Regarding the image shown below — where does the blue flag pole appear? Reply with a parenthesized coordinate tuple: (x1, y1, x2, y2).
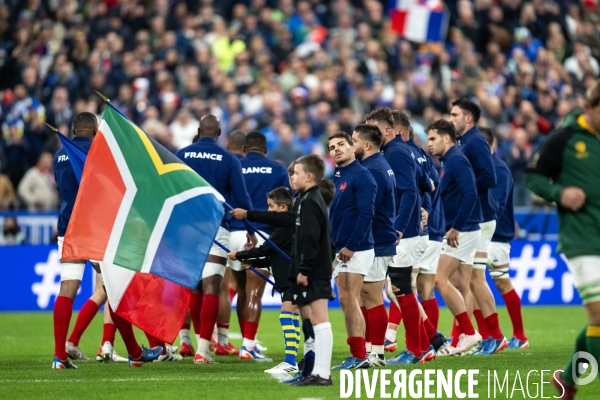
(222, 202, 292, 263)
(212, 239, 277, 289)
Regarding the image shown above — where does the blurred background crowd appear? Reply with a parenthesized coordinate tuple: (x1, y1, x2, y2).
(0, 0, 599, 215)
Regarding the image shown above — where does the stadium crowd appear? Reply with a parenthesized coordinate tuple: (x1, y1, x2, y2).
(0, 0, 599, 212)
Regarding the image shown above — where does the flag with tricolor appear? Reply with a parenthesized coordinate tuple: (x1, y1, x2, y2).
(390, 0, 449, 43)
(61, 103, 225, 343)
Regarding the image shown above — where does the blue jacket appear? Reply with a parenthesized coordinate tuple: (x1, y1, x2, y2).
(491, 153, 515, 243)
(233, 151, 290, 234)
(427, 165, 445, 242)
(407, 138, 434, 236)
(53, 136, 92, 237)
(361, 152, 397, 256)
(228, 154, 246, 231)
(176, 137, 253, 231)
(439, 146, 483, 232)
(330, 159, 376, 252)
(457, 126, 498, 222)
(382, 135, 420, 238)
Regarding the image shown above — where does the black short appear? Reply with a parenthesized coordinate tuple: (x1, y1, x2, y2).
(290, 279, 336, 306)
(279, 287, 293, 302)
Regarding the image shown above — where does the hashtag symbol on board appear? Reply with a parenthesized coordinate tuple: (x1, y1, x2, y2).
(510, 244, 557, 303)
(31, 250, 63, 309)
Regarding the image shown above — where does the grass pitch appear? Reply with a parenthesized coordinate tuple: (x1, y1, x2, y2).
(0, 306, 598, 399)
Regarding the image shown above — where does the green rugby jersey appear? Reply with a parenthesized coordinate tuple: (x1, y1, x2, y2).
(525, 110, 600, 257)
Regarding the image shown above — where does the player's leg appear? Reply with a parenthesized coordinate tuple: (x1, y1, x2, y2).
(52, 237, 84, 369)
(97, 302, 126, 362)
(240, 267, 270, 360)
(384, 287, 401, 352)
(332, 250, 372, 369)
(362, 255, 391, 366)
(265, 300, 300, 374)
(178, 312, 195, 356)
(66, 273, 106, 360)
(292, 298, 333, 386)
(215, 267, 239, 356)
(386, 238, 423, 364)
(489, 242, 528, 348)
(417, 240, 442, 329)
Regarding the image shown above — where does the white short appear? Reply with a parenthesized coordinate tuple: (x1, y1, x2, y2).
(566, 256, 600, 304)
(390, 236, 420, 268)
(227, 230, 267, 271)
(333, 249, 375, 278)
(488, 242, 511, 267)
(477, 220, 496, 254)
(419, 240, 443, 274)
(441, 230, 481, 265)
(365, 255, 393, 283)
(57, 236, 86, 281)
(203, 227, 231, 278)
(414, 235, 429, 268)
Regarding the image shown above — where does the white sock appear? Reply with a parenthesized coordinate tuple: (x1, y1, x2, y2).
(197, 338, 210, 355)
(313, 322, 333, 379)
(366, 342, 372, 353)
(179, 329, 192, 345)
(372, 344, 384, 354)
(242, 338, 256, 349)
(217, 326, 229, 346)
(212, 325, 218, 342)
(385, 328, 397, 342)
(304, 337, 314, 355)
(195, 333, 201, 347)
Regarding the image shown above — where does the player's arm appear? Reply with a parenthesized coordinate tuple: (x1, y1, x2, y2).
(389, 151, 418, 235)
(491, 167, 512, 218)
(246, 210, 295, 228)
(467, 141, 497, 192)
(525, 130, 569, 204)
(297, 198, 323, 276)
(452, 158, 479, 232)
(344, 171, 377, 252)
(229, 157, 256, 235)
(416, 162, 434, 192)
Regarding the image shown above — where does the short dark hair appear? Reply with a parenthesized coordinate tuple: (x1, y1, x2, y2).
(296, 154, 325, 183)
(479, 126, 494, 148)
(267, 187, 294, 209)
(228, 130, 246, 150)
(72, 112, 97, 135)
(244, 130, 267, 149)
(287, 160, 296, 177)
(364, 108, 394, 129)
(353, 124, 382, 149)
(319, 179, 335, 207)
(390, 110, 410, 130)
(451, 98, 481, 123)
(327, 131, 353, 148)
(425, 119, 457, 143)
(408, 126, 415, 140)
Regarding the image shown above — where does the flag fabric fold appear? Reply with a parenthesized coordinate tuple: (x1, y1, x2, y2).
(62, 103, 225, 343)
(390, 0, 449, 43)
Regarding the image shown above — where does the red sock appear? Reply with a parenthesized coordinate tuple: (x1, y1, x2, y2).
(229, 288, 236, 302)
(451, 318, 459, 344)
(244, 321, 259, 340)
(473, 309, 489, 339)
(108, 306, 142, 359)
(368, 304, 388, 346)
(190, 293, 202, 334)
(145, 332, 166, 355)
(485, 313, 502, 340)
(389, 301, 402, 325)
(361, 307, 370, 343)
(398, 294, 421, 357)
(53, 296, 74, 360)
(181, 322, 191, 330)
(101, 323, 116, 346)
(347, 336, 366, 360)
(423, 317, 436, 340)
(199, 294, 219, 341)
(455, 312, 475, 336)
(421, 298, 439, 329)
(503, 289, 526, 341)
(67, 299, 98, 346)
(420, 320, 431, 352)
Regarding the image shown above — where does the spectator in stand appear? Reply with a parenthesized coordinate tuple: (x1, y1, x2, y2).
(0, 159, 17, 210)
(17, 151, 58, 211)
(271, 123, 303, 167)
(170, 108, 199, 150)
(505, 128, 532, 207)
(0, 216, 24, 245)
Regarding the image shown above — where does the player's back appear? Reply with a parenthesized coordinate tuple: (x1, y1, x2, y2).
(53, 136, 93, 236)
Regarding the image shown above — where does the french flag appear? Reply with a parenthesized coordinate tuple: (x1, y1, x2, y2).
(390, 0, 449, 43)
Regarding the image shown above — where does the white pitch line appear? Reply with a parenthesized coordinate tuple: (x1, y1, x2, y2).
(0, 376, 251, 384)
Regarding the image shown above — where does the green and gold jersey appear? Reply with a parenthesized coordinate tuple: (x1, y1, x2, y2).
(525, 110, 600, 257)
